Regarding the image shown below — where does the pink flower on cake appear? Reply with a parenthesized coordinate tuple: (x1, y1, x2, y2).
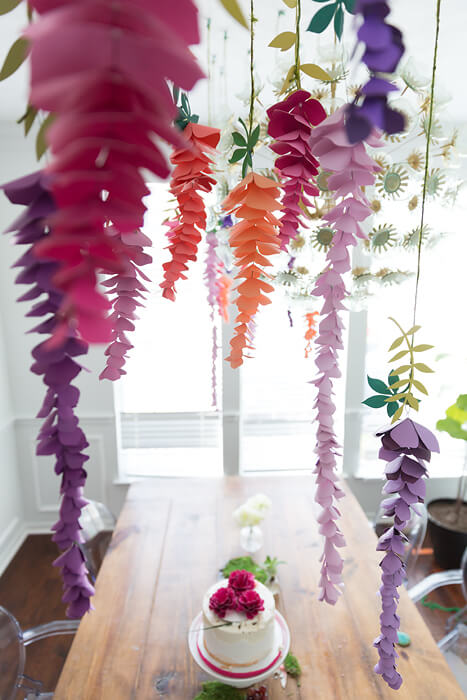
(237, 590, 265, 620)
(209, 586, 236, 618)
(228, 569, 255, 595)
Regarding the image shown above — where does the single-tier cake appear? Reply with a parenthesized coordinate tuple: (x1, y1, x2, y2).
(201, 569, 276, 668)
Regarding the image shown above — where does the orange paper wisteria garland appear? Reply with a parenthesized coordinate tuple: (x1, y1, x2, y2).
(160, 123, 220, 301)
(222, 173, 282, 368)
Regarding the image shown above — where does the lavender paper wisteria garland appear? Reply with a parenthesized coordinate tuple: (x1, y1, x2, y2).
(3, 171, 94, 618)
(374, 419, 439, 689)
(346, 0, 405, 143)
(204, 230, 223, 408)
(308, 107, 381, 604)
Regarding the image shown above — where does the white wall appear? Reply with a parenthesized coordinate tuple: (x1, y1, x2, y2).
(0, 123, 127, 573)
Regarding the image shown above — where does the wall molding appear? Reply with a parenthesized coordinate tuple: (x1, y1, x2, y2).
(0, 517, 27, 578)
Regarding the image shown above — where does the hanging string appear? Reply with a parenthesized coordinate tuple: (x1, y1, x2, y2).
(207, 17, 212, 126)
(295, 0, 301, 89)
(412, 0, 442, 326)
(248, 0, 255, 134)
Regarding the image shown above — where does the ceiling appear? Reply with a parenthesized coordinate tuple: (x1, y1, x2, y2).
(0, 0, 465, 129)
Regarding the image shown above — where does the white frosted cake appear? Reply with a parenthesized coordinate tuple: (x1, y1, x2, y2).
(201, 570, 276, 668)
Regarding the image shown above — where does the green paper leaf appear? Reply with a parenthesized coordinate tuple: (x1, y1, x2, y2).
(412, 379, 428, 395)
(413, 344, 434, 352)
(27, 2, 33, 21)
(387, 379, 409, 390)
(269, 31, 297, 51)
(241, 157, 248, 178)
(280, 64, 297, 94)
(282, 0, 297, 7)
(407, 393, 419, 410)
(249, 124, 260, 148)
(388, 373, 399, 386)
(334, 5, 344, 39)
(0, 0, 22, 15)
(405, 324, 421, 335)
(17, 104, 38, 136)
(229, 148, 246, 163)
(389, 350, 409, 362)
(385, 393, 406, 402)
(363, 395, 388, 409)
(219, 0, 248, 29)
(172, 85, 180, 104)
(392, 405, 404, 423)
(232, 131, 246, 147)
(300, 63, 332, 81)
(307, 3, 337, 34)
(246, 151, 252, 167)
(391, 364, 411, 375)
(238, 117, 249, 135)
(367, 376, 391, 395)
(387, 402, 398, 418)
(0, 37, 28, 81)
(414, 363, 434, 373)
(343, 0, 356, 12)
(35, 113, 54, 160)
(388, 336, 404, 351)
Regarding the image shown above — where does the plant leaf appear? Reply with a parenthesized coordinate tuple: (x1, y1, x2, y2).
(436, 417, 467, 441)
(281, 0, 297, 6)
(367, 376, 391, 395)
(300, 63, 332, 81)
(362, 395, 388, 409)
(385, 393, 406, 402)
(249, 124, 260, 148)
(0, 0, 22, 15)
(457, 395, 467, 411)
(0, 37, 29, 81)
(392, 405, 404, 423)
(387, 402, 398, 418)
(388, 336, 404, 351)
(343, 0, 356, 12)
(35, 113, 54, 160)
(219, 0, 248, 29)
(334, 5, 344, 39)
(269, 31, 297, 51)
(412, 379, 428, 395)
(24, 105, 37, 135)
(229, 148, 246, 163)
(388, 372, 399, 386)
(390, 365, 411, 375)
(405, 324, 421, 335)
(414, 363, 434, 373)
(413, 344, 434, 352)
(232, 131, 246, 147)
(406, 393, 419, 410)
(280, 65, 296, 94)
(386, 379, 409, 390)
(307, 4, 337, 34)
(389, 350, 409, 362)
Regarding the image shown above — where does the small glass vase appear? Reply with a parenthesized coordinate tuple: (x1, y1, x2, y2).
(240, 525, 263, 553)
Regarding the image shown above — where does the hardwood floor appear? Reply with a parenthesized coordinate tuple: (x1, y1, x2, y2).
(0, 532, 464, 695)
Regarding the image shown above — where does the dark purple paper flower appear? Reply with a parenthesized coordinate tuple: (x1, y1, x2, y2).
(228, 569, 255, 595)
(3, 171, 95, 618)
(373, 418, 439, 689)
(209, 586, 237, 618)
(346, 1, 405, 143)
(237, 589, 264, 620)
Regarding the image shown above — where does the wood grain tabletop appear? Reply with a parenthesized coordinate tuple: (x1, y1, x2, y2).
(53, 476, 465, 700)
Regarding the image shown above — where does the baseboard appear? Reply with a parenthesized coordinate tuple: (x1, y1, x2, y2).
(0, 517, 27, 577)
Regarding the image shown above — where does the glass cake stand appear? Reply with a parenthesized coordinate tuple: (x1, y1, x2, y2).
(188, 610, 290, 689)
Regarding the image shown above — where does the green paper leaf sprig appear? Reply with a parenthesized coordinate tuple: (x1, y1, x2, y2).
(229, 118, 260, 178)
(218, 0, 249, 29)
(384, 318, 434, 423)
(307, 0, 355, 41)
(363, 372, 408, 419)
(173, 88, 199, 131)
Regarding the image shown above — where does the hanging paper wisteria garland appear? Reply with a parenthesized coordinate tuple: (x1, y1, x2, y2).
(204, 230, 224, 408)
(161, 123, 220, 301)
(25, 0, 203, 342)
(308, 107, 381, 604)
(267, 90, 326, 250)
(346, 0, 405, 143)
(3, 171, 94, 618)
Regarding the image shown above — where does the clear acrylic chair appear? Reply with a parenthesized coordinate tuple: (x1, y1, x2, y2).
(408, 547, 467, 693)
(79, 500, 116, 581)
(0, 605, 78, 699)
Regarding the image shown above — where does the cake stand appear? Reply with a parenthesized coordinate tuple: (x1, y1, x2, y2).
(188, 610, 290, 689)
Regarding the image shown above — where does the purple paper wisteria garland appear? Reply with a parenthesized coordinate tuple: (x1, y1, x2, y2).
(204, 230, 223, 408)
(346, 0, 405, 143)
(100, 228, 152, 381)
(308, 106, 381, 604)
(374, 419, 439, 689)
(3, 171, 95, 618)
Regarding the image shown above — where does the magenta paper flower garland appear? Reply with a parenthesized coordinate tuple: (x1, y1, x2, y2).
(374, 419, 439, 689)
(346, 0, 405, 143)
(25, 0, 203, 344)
(308, 107, 381, 604)
(204, 231, 223, 408)
(100, 228, 152, 381)
(267, 90, 326, 250)
(3, 171, 94, 618)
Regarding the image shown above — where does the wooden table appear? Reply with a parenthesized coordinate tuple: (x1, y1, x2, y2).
(54, 477, 464, 699)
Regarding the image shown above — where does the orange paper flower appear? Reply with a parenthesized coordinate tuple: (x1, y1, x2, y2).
(304, 311, 319, 358)
(222, 173, 282, 368)
(160, 123, 220, 301)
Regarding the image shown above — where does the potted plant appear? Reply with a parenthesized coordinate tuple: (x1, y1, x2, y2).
(428, 394, 467, 568)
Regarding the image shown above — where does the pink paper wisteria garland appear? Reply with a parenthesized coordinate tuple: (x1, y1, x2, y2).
(3, 171, 94, 618)
(25, 0, 203, 343)
(374, 419, 439, 689)
(308, 107, 381, 604)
